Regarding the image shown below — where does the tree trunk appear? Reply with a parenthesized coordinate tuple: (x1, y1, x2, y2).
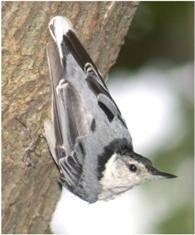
(2, 2, 138, 234)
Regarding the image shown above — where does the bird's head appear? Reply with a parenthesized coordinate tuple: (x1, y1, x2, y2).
(98, 150, 176, 200)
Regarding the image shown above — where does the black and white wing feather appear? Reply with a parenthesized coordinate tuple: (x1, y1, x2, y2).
(45, 16, 132, 203)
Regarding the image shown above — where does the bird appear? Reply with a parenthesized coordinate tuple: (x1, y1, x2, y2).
(44, 16, 176, 205)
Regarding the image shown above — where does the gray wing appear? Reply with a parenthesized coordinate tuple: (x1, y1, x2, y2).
(45, 16, 132, 203)
(45, 41, 86, 192)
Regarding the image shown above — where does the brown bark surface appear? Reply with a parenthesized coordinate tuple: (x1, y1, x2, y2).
(2, 2, 138, 234)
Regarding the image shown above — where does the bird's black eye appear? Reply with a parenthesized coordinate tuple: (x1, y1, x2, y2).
(129, 164, 137, 172)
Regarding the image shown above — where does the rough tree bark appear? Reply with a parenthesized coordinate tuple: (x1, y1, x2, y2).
(2, 2, 138, 234)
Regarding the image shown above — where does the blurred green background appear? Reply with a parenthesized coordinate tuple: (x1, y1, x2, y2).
(110, 2, 194, 234)
(112, 2, 194, 71)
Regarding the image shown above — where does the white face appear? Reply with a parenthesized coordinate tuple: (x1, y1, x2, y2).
(99, 153, 154, 200)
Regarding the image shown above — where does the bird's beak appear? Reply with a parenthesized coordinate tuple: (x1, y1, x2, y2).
(150, 167, 177, 179)
(132, 152, 177, 179)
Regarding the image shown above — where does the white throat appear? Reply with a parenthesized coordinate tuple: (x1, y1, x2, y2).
(98, 154, 129, 200)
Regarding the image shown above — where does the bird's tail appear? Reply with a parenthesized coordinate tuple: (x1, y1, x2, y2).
(48, 16, 100, 76)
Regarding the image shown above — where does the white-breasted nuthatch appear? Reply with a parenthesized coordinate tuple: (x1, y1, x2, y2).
(44, 16, 176, 204)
